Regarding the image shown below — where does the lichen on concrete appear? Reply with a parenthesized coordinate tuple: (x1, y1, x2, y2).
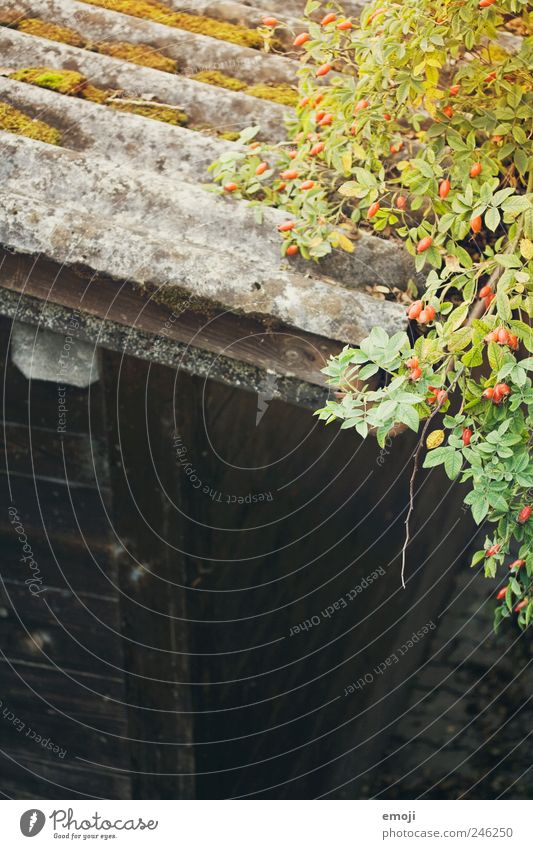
(0, 100, 61, 145)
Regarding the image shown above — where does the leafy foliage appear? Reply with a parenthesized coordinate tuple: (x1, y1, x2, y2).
(211, 0, 533, 630)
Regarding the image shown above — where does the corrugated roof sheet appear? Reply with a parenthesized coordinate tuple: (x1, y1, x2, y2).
(0, 0, 411, 359)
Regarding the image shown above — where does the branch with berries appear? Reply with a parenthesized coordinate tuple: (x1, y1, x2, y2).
(211, 0, 533, 630)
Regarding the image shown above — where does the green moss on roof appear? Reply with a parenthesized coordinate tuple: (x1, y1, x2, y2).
(0, 100, 61, 145)
(94, 40, 178, 72)
(17, 17, 86, 47)
(9, 67, 87, 95)
(82, 0, 265, 48)
(246, 83, 298, 107)
(8, 66, 189, 126)
(109, 100, 187, 124)
(191, 70, 247, 92)
(191, 70, 297, 107)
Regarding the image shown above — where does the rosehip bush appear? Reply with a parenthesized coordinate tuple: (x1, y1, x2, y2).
(210, 0, 533, 630)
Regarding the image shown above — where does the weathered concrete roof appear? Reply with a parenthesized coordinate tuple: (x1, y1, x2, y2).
(0, 0, 411, 397)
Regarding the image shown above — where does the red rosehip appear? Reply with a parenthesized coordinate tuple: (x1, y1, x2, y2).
(518, 505, 532, 524)
(508, 559, 525, 571)
(470, 162, 482, 177)
(494, 382, 510, 397)
(321, 12, 337, 26)
(479, 0, 496, 7)
(485, 544, 501, 557)
(298, 96, 310, 108)
(224, 182, 238, 192)
(255, 162, 268, 176)
(462, 427, 472, 447)
(436, 390, 448, 406)
(449, 84, 461, 96)
(293, 32, 311, 47)
(405, 357, 419, 369)
(484, 293, 496, 309)
(310, 142, 325, 156)
(396, 195, 407, 209)
(515, 598, 529, 612)
(470, 215, 482, 234)
(496, 586, 508, 600)
(439, 179, 451, 199)
(262, 17, 279, 26)
(318, 113, 333, 126)
(286, 244, 299, 256)
(443, 105, 454, 118)
(280, 169, 299, 179)
(424, 305, 436, 321)
(497, 327, 510, 344)
(479, 284, 493, 298)
(484, 330, 499, 343)
(482, 387, 495, 399)
(409, 366, 423, 381)
(508, 334, 519, 350)
(354, 98, 369, 112)
(367, 201, 380, 219)
(337, 20, 353, 30)
(416, 236, 433, 253)
(278, 221, 296, 232)
(316, 63, 332, 77)
(300, 180, 315, 190)
(408, 300, 423, 320)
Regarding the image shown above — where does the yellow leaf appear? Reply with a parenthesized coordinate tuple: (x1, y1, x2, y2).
(413, 60, 426, 77)
(341, 151, 352, 174)
(426, 429, 445, 450)
(338, 181, 360, 197)
(351, 142, 366, 160)
(335, 232, 355, 253)
(520, 238, 533, 260)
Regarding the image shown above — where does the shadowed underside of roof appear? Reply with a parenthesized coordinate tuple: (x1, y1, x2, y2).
(0, 0, 412, 378)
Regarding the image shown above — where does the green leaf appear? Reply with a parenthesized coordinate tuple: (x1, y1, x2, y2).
(485, 207, 501, 232)
(444, 450, 462, 480)
(471, 496, 489, 525)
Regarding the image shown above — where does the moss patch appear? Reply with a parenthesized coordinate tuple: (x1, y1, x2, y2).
(81, 0, 264, 49)
(0, 100, 61, 145)
(246, 83, 298, 107)
(109, 100, 187, 124)
(191, 69, 297, 107)
(9, 66, 188, 126)
(17, 17, 86, 47)
(191, 70, 247, 92)
(9, 68, 87, 95)
(218, 130, 241, 141)
(94, 40, 177, 72)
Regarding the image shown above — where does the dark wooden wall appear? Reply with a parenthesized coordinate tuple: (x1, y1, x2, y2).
(0, 316, 472, 799)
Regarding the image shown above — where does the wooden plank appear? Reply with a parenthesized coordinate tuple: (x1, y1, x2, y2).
(0, 581, 123, 678)
(1, 422, 108, 487)
(0, 531, 119, 598)
(0, 749, 130, 799)
(101, 350, 196, 799)
(0, 249, 342, 395)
